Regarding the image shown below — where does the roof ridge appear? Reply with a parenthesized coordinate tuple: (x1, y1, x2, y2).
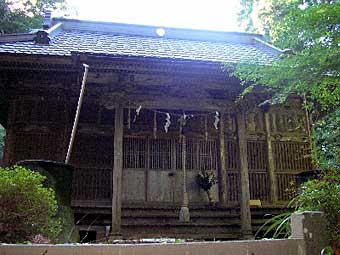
(52, 18, 265, 44)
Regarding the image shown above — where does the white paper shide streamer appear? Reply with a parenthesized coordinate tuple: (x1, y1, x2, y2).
(133, 105, 142, 123)
(164, 113, 171, 133)
(214, 111, 220, 130)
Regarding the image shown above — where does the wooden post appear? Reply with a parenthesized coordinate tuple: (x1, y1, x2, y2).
(219, 113, 228, 206)
(179, 135, 190, 222)
(111, 103, 124, 237)
(236, 112, 253, 239)
(264, 111, 278, 204)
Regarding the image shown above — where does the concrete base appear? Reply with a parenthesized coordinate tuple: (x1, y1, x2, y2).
(179, 206, 190, 222)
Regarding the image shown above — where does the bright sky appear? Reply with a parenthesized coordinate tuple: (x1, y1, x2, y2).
(65, 0, 242, 32)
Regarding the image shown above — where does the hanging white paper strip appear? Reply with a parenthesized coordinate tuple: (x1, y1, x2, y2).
(214, 111, 220, 130)
(164, 113, 171, 133)
(133, 105, 142, 123)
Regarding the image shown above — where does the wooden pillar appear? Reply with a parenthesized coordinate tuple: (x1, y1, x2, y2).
(111, 104, 124, 237)
(179, 135, 190, 222)
(219, 113, 228, 206)
(264, 111, 278, 204)
(236, 112, 253, 239)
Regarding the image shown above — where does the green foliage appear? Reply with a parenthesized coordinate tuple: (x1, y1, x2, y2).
(196, 170, 217, 192)
(255, 211, 292, 239)
(0, 0, 63, 34)
(238, 0, 300, 38)
(0, 166, 61, 243)
(314, 109, 340, 170)
(292, 172, 340, 248)
(256, 172, 340, 249)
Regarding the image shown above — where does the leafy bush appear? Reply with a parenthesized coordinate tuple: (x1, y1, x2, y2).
(0, 166, 61, 243)
(292, 171, 340, 249)
(256, 171, 340, 250)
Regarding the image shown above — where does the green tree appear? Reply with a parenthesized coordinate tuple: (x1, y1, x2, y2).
(0, 166, 61, 243)
(0, 0, 63, 34)
(232, 1, 340, 170)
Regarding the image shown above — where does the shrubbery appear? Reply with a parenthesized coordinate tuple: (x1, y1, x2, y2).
(293, 171, 340, 249)
(0, 166, 61, 243)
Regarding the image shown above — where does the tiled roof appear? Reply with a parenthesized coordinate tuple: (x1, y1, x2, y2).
(0, 19, 281, 64)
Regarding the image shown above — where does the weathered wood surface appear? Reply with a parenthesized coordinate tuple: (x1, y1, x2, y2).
(219, 113, 228, 205)
(265, 111, 278, 203)
(236, 112, 253, 239)
(112, 104, 124, 236)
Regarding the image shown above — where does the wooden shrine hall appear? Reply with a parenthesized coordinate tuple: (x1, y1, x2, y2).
(0, 18, 312, 241)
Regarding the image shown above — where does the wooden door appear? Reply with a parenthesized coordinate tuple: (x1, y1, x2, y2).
(147, 138, 176, 203)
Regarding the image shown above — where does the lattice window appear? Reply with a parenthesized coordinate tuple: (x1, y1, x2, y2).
(273, 142, 311, 172)
(13, 97, 64, 124)
(225, 139, 239, 170)
(72, 168, 112, 201)
(71, 134, 113, 168)
(247, 141, 267, 171)
(226, 171, 240, 201)
(277, 173, 298, 201)
(249, 172, 269, 200)
(123, 137, 146, 169)
(198, 139, 218, 171)
(13, 132, 63, 163)
(149, 138, 172, 169)
(176, 138, 217, 170)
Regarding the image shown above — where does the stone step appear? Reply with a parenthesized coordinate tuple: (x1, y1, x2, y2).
(122, 210, 240, 219)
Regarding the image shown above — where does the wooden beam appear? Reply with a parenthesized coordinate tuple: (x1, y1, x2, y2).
(219, 113, 228, 206)
(111, 104, 124, 237)
(236, 112, 253, 239)
(264, 111, 278, 204)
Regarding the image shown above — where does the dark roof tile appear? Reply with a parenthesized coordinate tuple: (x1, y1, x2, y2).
(0, 28, 280, 64)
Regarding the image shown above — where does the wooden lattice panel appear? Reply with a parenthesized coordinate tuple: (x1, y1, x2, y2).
(176, 138, 218, 170)
(12, 132, 63, 163)
(225, 139, 239, 170)
(273, 141, 311, 172)
(71, 133, 114, 168)
(72, 168, 112, 202)
(249, 172, 269, 200)
(123, 137, 146, 169)
(149, 138, 172, 169)
(12, 97, 65, 124)
(277, 173, 298, 201)
(247, 141, 267, 171)
(226, 171, 240, 201)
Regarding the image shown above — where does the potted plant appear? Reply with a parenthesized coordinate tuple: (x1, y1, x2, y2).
(196, 170, 218, 205)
